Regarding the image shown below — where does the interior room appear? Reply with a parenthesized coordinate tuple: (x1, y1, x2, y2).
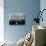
(0, 0, 46, 46)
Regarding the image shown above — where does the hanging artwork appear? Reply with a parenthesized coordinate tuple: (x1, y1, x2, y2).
(9, 13, 26, 25)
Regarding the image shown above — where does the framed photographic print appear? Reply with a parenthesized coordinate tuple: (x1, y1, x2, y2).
(9, 13, 26, 25)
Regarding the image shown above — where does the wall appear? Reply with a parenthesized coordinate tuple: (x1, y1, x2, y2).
(4, 0, 40, 42)
(0, 0, 4, 42)
(40, 0, 46, 26)
(40, 0, 46, 45)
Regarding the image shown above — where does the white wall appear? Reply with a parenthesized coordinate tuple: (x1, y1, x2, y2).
(40, 0, 46, 26)
(40, 0, 46, 45)
(0, 0, 4, 42)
